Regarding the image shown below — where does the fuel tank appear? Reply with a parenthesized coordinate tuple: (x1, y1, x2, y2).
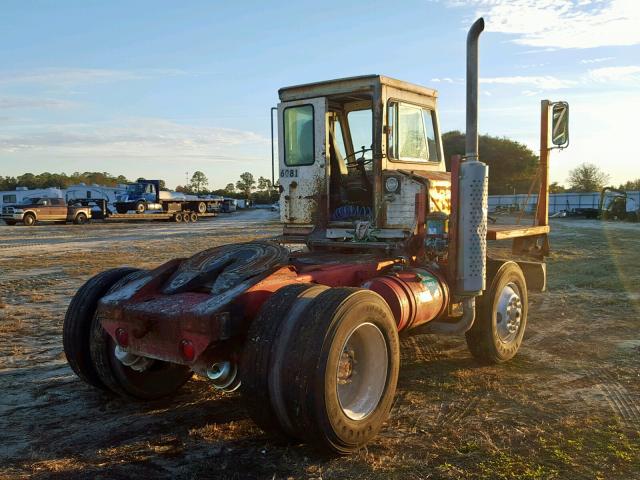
(363, 268, 449, 332)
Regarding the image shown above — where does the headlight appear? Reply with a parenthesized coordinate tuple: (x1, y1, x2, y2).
(384, 176, 399, 193)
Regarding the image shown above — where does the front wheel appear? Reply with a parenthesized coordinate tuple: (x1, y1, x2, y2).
(281, 287, 400, 453)
(134, 201, 146, 214)
(465, 262, 528, 364)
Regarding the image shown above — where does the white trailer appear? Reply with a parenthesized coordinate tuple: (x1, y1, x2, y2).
(0, 187, 64, 209)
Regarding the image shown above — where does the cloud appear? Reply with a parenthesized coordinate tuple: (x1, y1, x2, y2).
(447, 0, 640, 49)
(431, 77, 461, 84)
(0, 118, 269, 162)
(0, 96, 78, 109)
(587, 65, 640, 85)
(480, 75, 578, 89)
(580, 56, 615, 64)
(0, 68, 185, 87)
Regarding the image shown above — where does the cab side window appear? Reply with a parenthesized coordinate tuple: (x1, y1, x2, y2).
(387, 101, 440, 163)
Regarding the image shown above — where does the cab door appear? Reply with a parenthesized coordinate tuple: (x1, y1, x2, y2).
(278, 97, 327, 225)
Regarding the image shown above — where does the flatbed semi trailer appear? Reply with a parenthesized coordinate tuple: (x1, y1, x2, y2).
(72, 199, 217, 223)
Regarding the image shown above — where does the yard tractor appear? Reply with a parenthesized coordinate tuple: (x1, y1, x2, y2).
(63, 18, 569, 453)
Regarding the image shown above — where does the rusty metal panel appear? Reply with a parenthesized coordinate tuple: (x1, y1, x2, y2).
(278, 97, 327, 225)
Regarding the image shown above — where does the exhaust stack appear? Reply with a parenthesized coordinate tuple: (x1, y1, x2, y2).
(456, 18, 488, 296)
(466, 18, 484, 161)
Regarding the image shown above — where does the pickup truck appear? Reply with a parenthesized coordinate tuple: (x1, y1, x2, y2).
(1, 197, 92, 226)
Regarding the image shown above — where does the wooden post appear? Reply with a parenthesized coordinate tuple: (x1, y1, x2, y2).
(537, 100, 550, 227)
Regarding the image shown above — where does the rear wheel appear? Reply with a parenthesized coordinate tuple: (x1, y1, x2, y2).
(174, 212, 183, 223)
(240, 283, 320, 438)
(465, 262, 528, 364)
(23, 213, 36, 226)
(74, 212, 88, 225)
(281, 288, 400, 453)
(190, 212, 198, 222)
(63, 268, 192, 398)
(116, 205, 128, 214)
(63, 268, 139, 390)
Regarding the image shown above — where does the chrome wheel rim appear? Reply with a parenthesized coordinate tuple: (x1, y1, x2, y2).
(495, 282, 522, 343)
(336, 322, 388, 421)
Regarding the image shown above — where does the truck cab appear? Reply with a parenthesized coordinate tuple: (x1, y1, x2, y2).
(277, 75, 449, 248)
(1, 197, 91, 226)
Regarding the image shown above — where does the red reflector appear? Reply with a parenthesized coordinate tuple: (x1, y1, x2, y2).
(115, 328, 129, 347)
(180, 339, 195, 361)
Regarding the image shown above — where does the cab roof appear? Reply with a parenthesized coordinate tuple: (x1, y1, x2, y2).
(278, 74, 438, 102)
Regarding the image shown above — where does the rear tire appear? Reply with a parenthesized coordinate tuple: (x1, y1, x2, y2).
(63, 267, 192, 399)
(74, 212, 88, 225)
(63, 268, 139, 390)
(465, 262, 528, 364)
(116, 205, 128, 214)
(240, 283, 317, 438)
(190, 212, 198, 222)
(23, 213, 36, 226)
(281, 287, 400, 453)
(174, 212, 183, 223)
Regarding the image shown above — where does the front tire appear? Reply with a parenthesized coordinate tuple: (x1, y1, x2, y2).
(281, 288, 400, 453)
(197, 202, 207, 214)
(134, 201, 146, 214)
(465, 262, 528, 364)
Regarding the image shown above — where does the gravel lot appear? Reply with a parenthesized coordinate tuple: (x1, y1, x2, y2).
(0, 211, 638, 479)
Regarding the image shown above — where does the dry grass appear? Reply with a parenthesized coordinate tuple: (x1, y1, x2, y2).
(0, 214, 639, 479)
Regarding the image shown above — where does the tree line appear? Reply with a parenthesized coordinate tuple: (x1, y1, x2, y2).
(175, 171, 278, 204)
(2, 132, 637, 197)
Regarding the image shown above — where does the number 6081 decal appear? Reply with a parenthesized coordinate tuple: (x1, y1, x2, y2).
(280, 168, 298, 178)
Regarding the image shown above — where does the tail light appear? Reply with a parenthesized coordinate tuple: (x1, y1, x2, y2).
(180, 339, 195, 362)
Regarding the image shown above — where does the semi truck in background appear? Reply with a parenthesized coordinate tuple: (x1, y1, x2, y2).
(113, 180, 221, 214)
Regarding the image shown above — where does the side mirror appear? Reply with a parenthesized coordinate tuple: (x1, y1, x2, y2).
(551, 102, 569, 148)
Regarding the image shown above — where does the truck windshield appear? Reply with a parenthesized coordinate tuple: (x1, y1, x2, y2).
(21, 197, 36, 204)
(127, 184, 145, 194)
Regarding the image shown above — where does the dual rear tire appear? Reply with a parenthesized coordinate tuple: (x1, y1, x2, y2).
(240, 285, 400, 453)
(63, 268, 192, 399)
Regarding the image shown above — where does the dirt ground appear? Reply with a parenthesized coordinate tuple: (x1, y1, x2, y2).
(0, 210, 638, 479)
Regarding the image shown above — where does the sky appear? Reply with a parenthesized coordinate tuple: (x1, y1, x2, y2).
(1, 0, 639, 190)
